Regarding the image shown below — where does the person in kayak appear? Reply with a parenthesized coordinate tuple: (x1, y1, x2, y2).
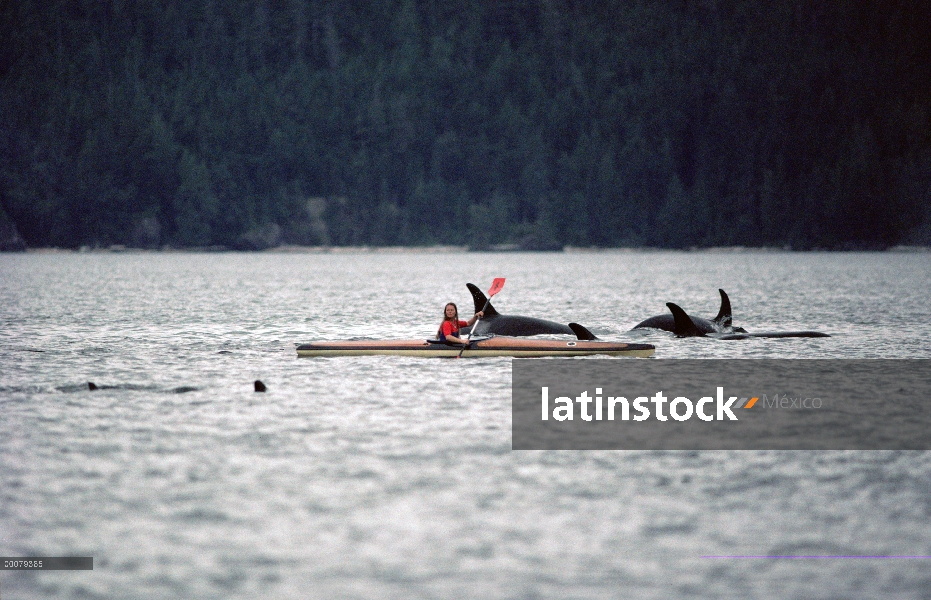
(437, 302, 483, 344)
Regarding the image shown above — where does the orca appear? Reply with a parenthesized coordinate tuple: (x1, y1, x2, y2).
(461, 283, 598, 340)
(171, 386, 199, 394)
(84, 382, 201, 392)
(634, 290, 830, 339)
(633, 289, 743, 334)
(667, 303, 830, 338)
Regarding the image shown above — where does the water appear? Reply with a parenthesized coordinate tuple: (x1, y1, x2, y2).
(1, 250, 931, 599)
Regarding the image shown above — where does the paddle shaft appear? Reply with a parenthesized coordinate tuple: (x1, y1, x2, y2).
(459, 278, 505, 357)
(465, 297, 493, 342)
(457, 303, 489, 358)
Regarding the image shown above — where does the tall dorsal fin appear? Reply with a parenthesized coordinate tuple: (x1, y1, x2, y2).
(568, 322, 598, 341)
(713, 288, 732, 328)
(666, 303, 706, 337)
(466, 283, 499, 317)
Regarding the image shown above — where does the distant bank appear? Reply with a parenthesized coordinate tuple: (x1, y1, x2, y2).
(6, 244, 930, 254)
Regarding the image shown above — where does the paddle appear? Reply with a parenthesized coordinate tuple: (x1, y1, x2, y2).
(459, 277, 505, 357)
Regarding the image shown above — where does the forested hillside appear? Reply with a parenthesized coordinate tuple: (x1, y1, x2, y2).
(1, 0, 929, 249)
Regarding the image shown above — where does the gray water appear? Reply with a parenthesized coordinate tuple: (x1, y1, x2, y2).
(2, 250, 931, 599)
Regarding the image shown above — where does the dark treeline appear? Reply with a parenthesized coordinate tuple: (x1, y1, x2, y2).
(1, 0, 930, 250)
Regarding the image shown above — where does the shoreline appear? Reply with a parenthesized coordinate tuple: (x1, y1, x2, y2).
(5, 244, 929, 254)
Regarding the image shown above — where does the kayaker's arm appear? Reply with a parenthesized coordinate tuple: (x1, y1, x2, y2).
(466, 311, 484, 326)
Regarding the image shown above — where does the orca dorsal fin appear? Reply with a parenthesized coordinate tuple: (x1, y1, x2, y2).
(466, 283, 499, 317)
(713, 288, 732, 328)
(568, 323, 598, 341)
(666, 303, 706, 337)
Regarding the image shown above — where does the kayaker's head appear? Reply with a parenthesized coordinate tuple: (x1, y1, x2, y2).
(443, 302, 459, 321)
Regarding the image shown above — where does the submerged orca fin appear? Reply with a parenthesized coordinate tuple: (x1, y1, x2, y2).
(466, 283, 500, 317)
(666, 303, 706, 337)
(746, 331, 831, 338)
(712, 289, 732, 328)
(568, 323, 598, 341)
(715, 331, 830, 340)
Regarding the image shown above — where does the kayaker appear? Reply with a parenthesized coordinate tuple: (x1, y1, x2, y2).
(437, 302, 483, 344)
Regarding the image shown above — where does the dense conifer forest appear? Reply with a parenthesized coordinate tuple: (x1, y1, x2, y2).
(1, 0, 929, 250)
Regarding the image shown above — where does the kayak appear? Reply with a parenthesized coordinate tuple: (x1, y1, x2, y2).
(296, 336, 655, 358)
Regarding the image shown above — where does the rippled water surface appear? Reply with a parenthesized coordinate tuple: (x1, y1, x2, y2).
(2, 250, 931, 599)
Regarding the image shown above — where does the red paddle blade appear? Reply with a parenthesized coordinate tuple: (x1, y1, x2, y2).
(487, 277, 506, 297)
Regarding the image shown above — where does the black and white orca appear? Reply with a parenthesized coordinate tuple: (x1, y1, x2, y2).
(633, 289, 830, 339)
(461, 283, 598, 341)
